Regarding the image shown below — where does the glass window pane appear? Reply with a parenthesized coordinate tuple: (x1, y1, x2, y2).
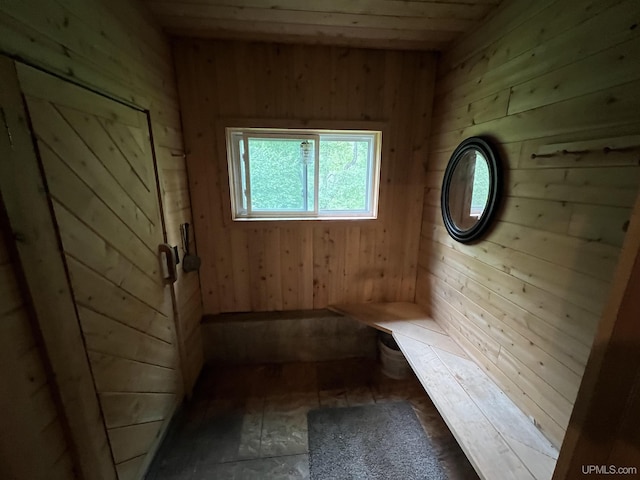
(307, 163, 315, 211)
(318, 139, 369, 211)
(238, 137, 247, 212)
(470, 155, 490, 216)
(226, 127, 380, 220)
(247, 138, 314, 212)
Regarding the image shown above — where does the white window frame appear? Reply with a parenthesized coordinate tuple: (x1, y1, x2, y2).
(226, 127, 382, 221)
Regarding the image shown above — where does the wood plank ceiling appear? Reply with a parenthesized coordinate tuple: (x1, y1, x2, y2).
(145, 0, 503, 51)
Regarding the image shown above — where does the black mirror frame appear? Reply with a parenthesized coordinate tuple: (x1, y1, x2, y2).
(441, 136, 502, 244)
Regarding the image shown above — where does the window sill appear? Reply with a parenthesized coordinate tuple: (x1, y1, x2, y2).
(232, 215, 378, 222)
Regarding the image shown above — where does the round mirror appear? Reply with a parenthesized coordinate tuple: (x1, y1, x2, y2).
(441, 137, 501, 243)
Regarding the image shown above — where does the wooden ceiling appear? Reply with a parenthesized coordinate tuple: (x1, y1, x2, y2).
(145, 0, 502, 51)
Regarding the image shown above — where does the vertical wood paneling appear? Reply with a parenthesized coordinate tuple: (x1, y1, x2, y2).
(418, 0, 640, 449)
(174, 39, 437, 314)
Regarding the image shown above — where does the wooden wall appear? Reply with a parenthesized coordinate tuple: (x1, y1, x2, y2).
(554, 174, 640, 478)
(174, 39, 436, 314)
(417, 0, 640, 449)
(0, 218, 75, 479)
(0, 0, 201, 478)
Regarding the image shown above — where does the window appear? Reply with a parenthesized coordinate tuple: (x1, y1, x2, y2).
(226, 127, 381, 220)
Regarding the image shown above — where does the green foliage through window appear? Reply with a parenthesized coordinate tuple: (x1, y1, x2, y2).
(227, 128, 381, 220)
(319, 139, 369, 211)
(470, 156, 490, 216)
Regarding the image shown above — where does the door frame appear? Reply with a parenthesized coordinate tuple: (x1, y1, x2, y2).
(0, 56, 117, 480)
(0, 56, 184, 480)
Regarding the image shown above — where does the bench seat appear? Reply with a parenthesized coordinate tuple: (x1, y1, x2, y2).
(329, 302, 558, 480)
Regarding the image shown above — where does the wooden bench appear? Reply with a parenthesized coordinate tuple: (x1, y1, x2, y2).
(329, 302, 559, 480)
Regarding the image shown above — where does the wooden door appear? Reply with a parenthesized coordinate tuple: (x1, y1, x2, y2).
(1, 61, 182, 480)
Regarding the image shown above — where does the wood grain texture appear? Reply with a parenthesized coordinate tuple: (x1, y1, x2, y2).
(17, 63, 182, 480)
(0, 57, 112, 480)
(145, 0, 501, 51)
(0, 0, 202, 397)
(0, 0, 200, 477)
(0, 212, 76, 479)
(175, 39, 437, 314)
(553, 167, 640, 477)
(331, 302, 558, 479)
(398, 335, 556, 480)
(417, 0, 640, 450)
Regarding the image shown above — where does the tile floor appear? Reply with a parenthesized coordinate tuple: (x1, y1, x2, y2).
(146, 358, 479, 480)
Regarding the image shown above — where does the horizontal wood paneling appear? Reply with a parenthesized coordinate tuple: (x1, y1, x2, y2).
(0, 229, 75, 480)
(12, 61, 181, 480)
(108, 421, 164, 464)
(0, 0, 202, 395)
(418, 0, 640, 450)
(174, 39, 436, 314)
(146, 0, 500, 51)
(554, 182, 640, 478)
(100, 393, 177, 430)
(0, 56, 83, 480)
(0, 0, 200, 478)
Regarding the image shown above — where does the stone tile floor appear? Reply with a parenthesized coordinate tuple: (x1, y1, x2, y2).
(146, 358, 479, 480)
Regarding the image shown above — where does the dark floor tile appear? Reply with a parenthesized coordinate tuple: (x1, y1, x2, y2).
(341, 357, 380, 386)
(151, 358, 478, 480)
(260, 411, 308, 457)
(191, 461, 237, 480)
(205, 364, 269, 399)
(316, 360, 350, 390)
(235, 454, 309, 480)
(237, 412, 263, 460)
(264, 392, 319, 414)
(345, 385, 375, 407)
(147, 450, 197, 480)
(189, 411, 245, 464)
(262, 363, 318, 396)
(318, 389, 348, 408)
(192, 454, 310, 480)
